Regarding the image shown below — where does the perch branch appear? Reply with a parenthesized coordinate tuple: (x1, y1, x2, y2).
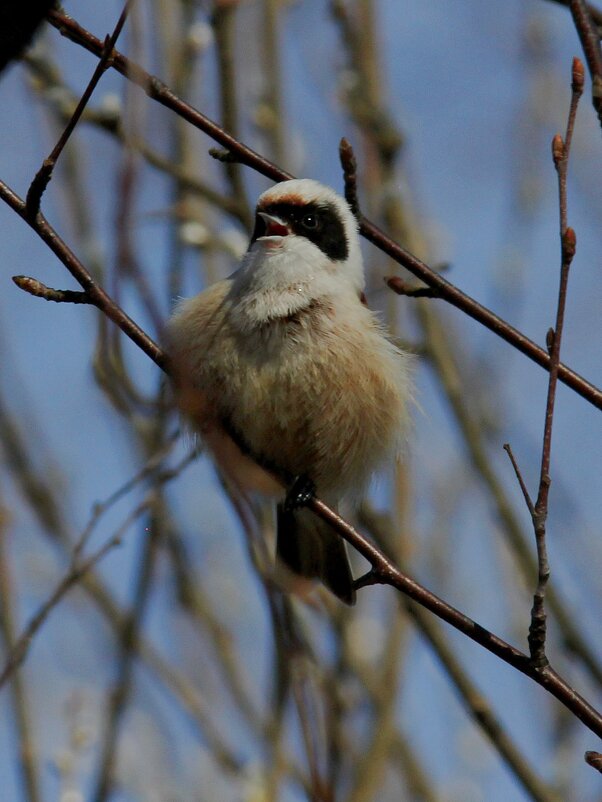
(4, 174, 602, 738)
(1, 7, 601, 746)
(44, 7, 602, 411)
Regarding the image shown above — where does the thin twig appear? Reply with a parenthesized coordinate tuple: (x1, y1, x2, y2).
(503, 443, 536, 515)
(73, 558, 246, 774)
(306, 495, 602, 736)
(330, 0, 403, 167)
(390, 734, 439, 802)
(1, 180, 166, 370)
(0, 422, 190, 692)
(359, 504, 562, 802)
(44, 7, 602, 410)
(568, 0, 602, 128)
(342, 608, 407, 802)
(422, 303, 602, 687)
(3, 4, 601, 743)
(0, 386, 248, 778)
(49, 487, 248, 777)
(12, 276, 91, 304)
(25, 0, 135, 216)
(339, 137, 361, 219)
(0, 501, 149, 690)
(71, 438, 191, 565)
(526, 58, 582, 668)
(386, 275, 441, 299)
(23, 49, 248, 222)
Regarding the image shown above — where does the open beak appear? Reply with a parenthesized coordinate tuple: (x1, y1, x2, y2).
(257, 211, 290, 239)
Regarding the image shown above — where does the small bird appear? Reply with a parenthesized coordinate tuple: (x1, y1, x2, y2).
(167, 179, 412, 604)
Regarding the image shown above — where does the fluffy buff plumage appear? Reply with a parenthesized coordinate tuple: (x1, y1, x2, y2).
(167, 179, 413, 603)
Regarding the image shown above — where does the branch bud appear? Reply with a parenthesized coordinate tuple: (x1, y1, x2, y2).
(12, 275, 46, 296)
(339, 137, 360, 219)
(386, 276, 410, 295)
(551, 134, 564, 167)
(585, 751, 602, 774)
(571, 57, 585, 96)
(562, 227, 577, 262)
(12, 275, 91, 304)
(208, 147, 238, 163)
(339, 137, 357, 174)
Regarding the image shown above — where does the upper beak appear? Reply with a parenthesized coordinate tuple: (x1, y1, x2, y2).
(257, 211, 290, 239)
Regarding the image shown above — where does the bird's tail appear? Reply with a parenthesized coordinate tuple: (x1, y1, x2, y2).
(276, 504, 356, 605)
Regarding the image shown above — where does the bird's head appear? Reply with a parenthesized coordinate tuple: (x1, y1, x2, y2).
(229, 180, 365, 327)
(246, 178, 365, 295)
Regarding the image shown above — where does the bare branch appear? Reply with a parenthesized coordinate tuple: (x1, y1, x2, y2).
(503, 443, 536, 515)
(359, 504, 562, 802)
(25, 0, 135, 217)
(1, 180, 166, 370)
(309, 496, 602, 736)
(386, 276, 441, 299)
(45, 7, 602, 410)
(568, 0, 602, 128)
(526, 59, 583, 667)
(12, 275, 91, 304)
(0, 503, 144, 690)
(0, 438, 194, 692)
(1, 2, 599, 750)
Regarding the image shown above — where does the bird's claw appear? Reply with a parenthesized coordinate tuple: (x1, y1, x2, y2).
(284, 474, 316, 512)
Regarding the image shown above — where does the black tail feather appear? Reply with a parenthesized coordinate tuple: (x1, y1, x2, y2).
(276, 504, 356, 605)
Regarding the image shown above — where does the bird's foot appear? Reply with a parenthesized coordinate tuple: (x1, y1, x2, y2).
(284, 474, 316, 512)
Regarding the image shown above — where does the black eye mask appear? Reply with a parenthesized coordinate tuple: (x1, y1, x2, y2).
(251, 201, 349, 262)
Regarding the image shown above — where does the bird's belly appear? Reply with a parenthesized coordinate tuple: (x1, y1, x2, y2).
(218, 325, 399, 498)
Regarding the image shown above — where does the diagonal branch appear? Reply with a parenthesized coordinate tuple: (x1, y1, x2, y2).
(1, 181, 165, 370)
(25, 0, 135, 217)
(0, 503, 143, 690)
(3, 174, 602, 739)
(44, 7, 602, 411)
(359, 504, 562, 802)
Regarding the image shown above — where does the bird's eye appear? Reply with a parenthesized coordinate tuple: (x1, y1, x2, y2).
(301, 213, 319, 230)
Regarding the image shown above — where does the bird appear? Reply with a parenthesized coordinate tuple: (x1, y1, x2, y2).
(166, 178, 412, 605)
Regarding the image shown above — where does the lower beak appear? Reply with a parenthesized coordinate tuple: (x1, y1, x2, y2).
(257, 211, 290, 239)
